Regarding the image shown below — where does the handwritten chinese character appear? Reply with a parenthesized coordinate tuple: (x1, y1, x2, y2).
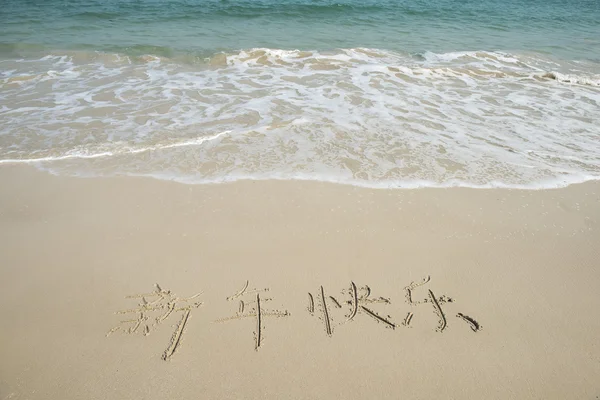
(308, 282, 396, 336)
(403, 276, 481, 332)
(107, 283, 203, 360)
(216, 281, 289, 350)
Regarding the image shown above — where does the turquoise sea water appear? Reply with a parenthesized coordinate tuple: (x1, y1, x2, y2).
(3, 0, 600, 60)
(1, 0, 599, 187)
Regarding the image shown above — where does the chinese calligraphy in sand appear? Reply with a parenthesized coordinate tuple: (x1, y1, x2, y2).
(403, 276, 482, 332)
(215, 280, 290, 350)
(107, 283, 203, 360)
(107, 276, 482, 360)
(308, 282, 397, 336)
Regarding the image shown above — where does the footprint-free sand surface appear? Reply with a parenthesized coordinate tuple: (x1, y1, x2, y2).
(1, 166, 599, 399)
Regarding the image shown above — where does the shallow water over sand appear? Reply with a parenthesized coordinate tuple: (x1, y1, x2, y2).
(1, 0, 599, 188)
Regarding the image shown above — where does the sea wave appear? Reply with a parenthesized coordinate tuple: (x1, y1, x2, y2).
(1, 47, 599, 189)
(4, 46, 597, 87)
(0, 131, 230, 164)
(542, 71, 600, 87)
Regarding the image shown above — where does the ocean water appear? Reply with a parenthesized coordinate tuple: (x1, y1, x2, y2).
(1, 0, 599, 188)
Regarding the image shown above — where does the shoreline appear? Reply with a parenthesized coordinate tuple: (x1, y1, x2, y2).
(2, 162, 599, 191)
(1, 165, 599, 399)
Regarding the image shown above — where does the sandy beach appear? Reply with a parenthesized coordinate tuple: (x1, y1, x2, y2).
(0, 165, 599, 399)
(2, 0, 599, 397)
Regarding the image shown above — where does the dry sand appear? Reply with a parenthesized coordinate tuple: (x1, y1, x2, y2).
(1, 165, 599, 400)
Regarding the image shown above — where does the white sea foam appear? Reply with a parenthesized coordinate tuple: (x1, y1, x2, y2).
(542, 72, 600, 87)
(1, 48, 599, 189)
(0, 131, 229, 164)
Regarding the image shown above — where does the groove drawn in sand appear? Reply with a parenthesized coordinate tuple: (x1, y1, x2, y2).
(216, 281, 289, 350)
(403, 277, 480, 333)
(106, 276, 484, 358)
(360, 306, 396, 329)
(320, 286, 333, 336)
(456, 313, 482, 332)
(402, 312, 414, 327)
(329, 296, 343, 308)
(404, 276, 431, 305)
(309, 282, 396, 336)
(107, 284, 203, 360)
(226, 280, 271, 302)
(352, 283, 395, 329)
(227, 280, 249, 301)
(163, 309, 190, 361)
(428, 289, 447, 332)
(345, 281, 358, 323)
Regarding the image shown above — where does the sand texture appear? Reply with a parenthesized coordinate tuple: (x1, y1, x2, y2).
(1, 166, 599, 400)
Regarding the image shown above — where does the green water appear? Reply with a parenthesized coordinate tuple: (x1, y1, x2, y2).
(2, 0, 599, 61)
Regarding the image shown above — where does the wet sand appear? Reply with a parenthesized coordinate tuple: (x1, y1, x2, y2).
(1, 165, 599, 400)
